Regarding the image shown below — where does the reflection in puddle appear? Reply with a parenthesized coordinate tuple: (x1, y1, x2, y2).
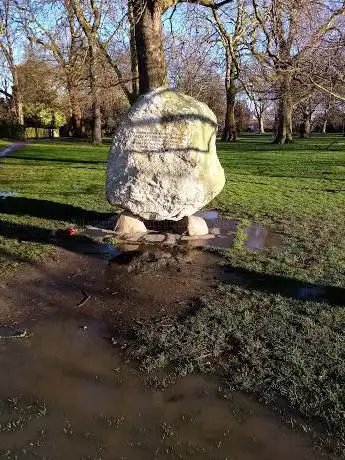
(245, 225, 283, 252)
(197, 209, 219, 220)
(84, 209, 284, 253)
(105, 246, 220, 316)
(82, 242, 121, 259)
(197, 209, 283, 251)
(0, 319, 330, 460)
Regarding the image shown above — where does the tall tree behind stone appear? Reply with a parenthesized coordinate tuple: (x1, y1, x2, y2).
(130, 0, 234, 96)
(17, 0, 87, 137)
(68, 0, 103, 144)
(0, 0, 24, 125)
(211, 0, 249, 141)
(250, 0, 345, 144)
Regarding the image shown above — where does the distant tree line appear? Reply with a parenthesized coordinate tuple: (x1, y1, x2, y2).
(0, 0, 344, 144)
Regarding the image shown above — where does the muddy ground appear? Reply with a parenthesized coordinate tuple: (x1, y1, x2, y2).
(0, 240, 338, 459)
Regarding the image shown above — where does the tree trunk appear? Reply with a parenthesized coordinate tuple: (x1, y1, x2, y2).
(222, 58, 237, 142)
(129, 0, 139, 100)
(11, 67, 24, 125)
(300, 117, 311, 138)
(222, 97, 237, 141)
(274, 72, 293, 144)
(259, 116, 265, 134)
(88, 40, 102, 145)
(322, 119, 327, 134)
(133, 0, 166, 94)
(67, 82, 82, 137)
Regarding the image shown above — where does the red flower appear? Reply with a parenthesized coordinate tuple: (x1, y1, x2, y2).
(66, 227, 78, 236)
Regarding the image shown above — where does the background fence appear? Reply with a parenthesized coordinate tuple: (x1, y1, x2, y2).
(25, 128, 60, 139)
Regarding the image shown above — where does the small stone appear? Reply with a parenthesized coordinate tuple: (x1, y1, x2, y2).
(118, 244, 140, 252)
(187, 216, 209, 236)
(115, 211, 147, 235)
(84, 227, 116, 238)
(174, 216, 209, 236)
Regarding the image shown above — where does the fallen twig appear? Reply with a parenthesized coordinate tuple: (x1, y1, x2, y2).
(0, 330, 31, 339)
(77, 290, 91, 308)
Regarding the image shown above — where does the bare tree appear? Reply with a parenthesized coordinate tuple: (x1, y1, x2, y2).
(240, 62, 272, 133)
(294, 94, 323, 138)
(67, 0, 103, 144)
(0, 0, 24, 124)
(211, 0, 249, 141)
(166, 34, 225, 119)
(250, 0, 345, 144)
(309, 30, 345, 104)
(17, 0, 88, 136)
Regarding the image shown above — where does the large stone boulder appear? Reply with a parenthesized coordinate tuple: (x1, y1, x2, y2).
(106, 87, 225, 221)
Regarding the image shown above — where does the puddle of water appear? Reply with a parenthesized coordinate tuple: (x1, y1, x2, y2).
(85, 210, 283, 253)
(197, 209, 283, 251)
(0, 191, 17, 199)
(245, 225, 284, 252)
(0, 318, 331, 460)
(58, 236, 121, 260)
(82, 242, 121, 259)
(198, 209, 219, 220)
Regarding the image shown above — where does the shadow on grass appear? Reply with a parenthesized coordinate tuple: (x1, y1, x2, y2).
(0, 221, 113, 259)
(0, 246, 37, 265)
(220, 265, 345, 307)
(8, 155, 107, 165)
(0, 197, 112, 225)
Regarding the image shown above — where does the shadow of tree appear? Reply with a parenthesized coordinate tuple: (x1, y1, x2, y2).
(8, 155, 107, 165)
(0, 197, 112, 225)
(0, 221, 114, 260)
(220, 265, 345, 307)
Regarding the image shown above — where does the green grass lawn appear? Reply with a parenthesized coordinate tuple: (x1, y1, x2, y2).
(0, 141, 111, 272)
(1, 134, 345, 453)
(215, 134, 345, 288)
(0, 139, 10, 149)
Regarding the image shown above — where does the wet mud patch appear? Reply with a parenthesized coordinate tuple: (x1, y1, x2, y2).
(0, 318, 334, 460)
(0, 233, 342, 458)
(0, 244, 220, 328)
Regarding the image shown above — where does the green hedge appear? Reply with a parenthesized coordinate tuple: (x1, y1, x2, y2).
(0, 123, 60, 140)
(0, 121, 25, 140)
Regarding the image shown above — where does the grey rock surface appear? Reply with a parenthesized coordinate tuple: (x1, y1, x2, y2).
(106, 87, 225, 221)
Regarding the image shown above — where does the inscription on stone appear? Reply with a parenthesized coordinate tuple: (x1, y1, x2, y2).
(130, 130, 188, 152)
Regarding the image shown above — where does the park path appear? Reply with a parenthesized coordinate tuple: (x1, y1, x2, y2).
(0, 142, 25, 158)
